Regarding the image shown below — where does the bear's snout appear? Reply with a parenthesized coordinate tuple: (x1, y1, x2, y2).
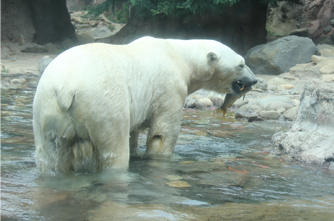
(232, 77, 257, 94)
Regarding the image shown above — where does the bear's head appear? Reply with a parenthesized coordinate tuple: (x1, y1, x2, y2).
(201, 42, 257, 95)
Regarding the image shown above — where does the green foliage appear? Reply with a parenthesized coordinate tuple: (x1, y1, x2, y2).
(87, 0, 302, 19)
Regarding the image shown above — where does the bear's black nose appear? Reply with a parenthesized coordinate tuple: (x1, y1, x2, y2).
(252, 79, 258, 85)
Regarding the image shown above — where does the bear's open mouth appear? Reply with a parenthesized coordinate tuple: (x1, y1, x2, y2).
(232, 80, 251, 94)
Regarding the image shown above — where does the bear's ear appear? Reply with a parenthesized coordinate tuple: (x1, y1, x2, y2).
(207, 51, 219, 63)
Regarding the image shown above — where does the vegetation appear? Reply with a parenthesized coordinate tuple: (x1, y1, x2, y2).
(87, 0, 301, 19)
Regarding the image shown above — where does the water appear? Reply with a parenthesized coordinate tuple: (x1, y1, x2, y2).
(1, 75, 334, 220)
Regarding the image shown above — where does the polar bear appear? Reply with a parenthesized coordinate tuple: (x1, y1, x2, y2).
(33, 36, 257, 172)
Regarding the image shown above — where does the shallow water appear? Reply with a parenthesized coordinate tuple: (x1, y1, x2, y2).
(1, 76, 334, 220)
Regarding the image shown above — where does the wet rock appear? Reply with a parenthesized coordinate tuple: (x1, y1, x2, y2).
(235, 104, 263, 120)
(259, 110, 280, 120)
(195, 98, 213, 110)
(165, 175, 182, 181)
(273, 79, 334, 165)
(283, 106, 298, 121)
(166, 181, 190, 188)
(197, 171, 250, 187)
(175, 161, 223, 174)
(211, 97, 224, 107)
(38, 56, 53, 74)
(245, 36, 318, 75)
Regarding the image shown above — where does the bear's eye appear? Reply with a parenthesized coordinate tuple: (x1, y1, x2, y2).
(239, 64, 244, 69)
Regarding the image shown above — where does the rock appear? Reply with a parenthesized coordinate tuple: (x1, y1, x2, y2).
(272, 79, 334, 165)
(265, 101, 294, 111)
(235, 104, 263, 120)
(77, 32, 96, 44)
(266, 2, 304, 37)
(288, 63, 321, 79)
(186, 98, 197, 108)
(323, 26, 332, 35)
(277, 107, 286, 115)
(252, 77, 267, 91)
(317, 44, 334, 57)
(211, 97, 224, 107)
(20, 44, 48, 53)
(195, 98, 213, 110)
(245, 36, 318, 75)
(43, 43, 58, 53)
(38, 56, 53, 74)
(322, 74, 334, 82)
(256, 96, 292, 109)
(280, 84, 294, 90)
(259, 110, 280, 120)
(304, 0, 334, 43)
(233, 98, 249, 108)
(289, 28, 310, 37)
(89, 27, 113, 39)
(166, 181, 190, 188)
(311, 55, 324, 64)
(283, 107, 298, 121)
(1, 46, 10, 60)
(61, 38, 76, 49)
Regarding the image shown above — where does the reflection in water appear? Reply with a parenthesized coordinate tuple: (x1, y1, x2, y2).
(1, 78, 334, 220)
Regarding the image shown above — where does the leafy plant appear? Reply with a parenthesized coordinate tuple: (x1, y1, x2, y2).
(87, 0, 302, 19)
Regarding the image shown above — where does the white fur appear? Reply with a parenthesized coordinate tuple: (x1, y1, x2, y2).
(33, 36, 256, 172)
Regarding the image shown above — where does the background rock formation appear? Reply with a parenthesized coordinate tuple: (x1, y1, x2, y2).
(272, 79, 334, 165)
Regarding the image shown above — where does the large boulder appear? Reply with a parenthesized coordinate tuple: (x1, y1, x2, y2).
(272, 79, 334, 166)
(245, 36, 318, 75)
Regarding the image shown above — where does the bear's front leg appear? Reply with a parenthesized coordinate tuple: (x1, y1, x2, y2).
(146, 111, 182, 156)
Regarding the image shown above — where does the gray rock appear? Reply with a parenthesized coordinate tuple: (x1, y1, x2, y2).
(252, 77, 267, 91)
(245, 36, 318, 75)
(259, 110, 280, 120)
(233, 98, 249, 108)
(323, 26, 332, 35)
(235, 104, 263, 120)
(256, 96, 293, 109)
(89, 27, 113, 39)
(21, 43, 47, 53)
(283, 106, 298, 121)
(1, 46, 10, 60)
(265, 101, 294, 111)
(43, 43, 58, 53)
(38, 56, 53, 74)
(272, 79, 334, 165)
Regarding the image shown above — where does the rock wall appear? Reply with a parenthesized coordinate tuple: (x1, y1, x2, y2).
(266, 0, 334, 44)
(304, 0, 334, 44)
(272, 79, 334, 166)
(98, 1, 268, 55)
